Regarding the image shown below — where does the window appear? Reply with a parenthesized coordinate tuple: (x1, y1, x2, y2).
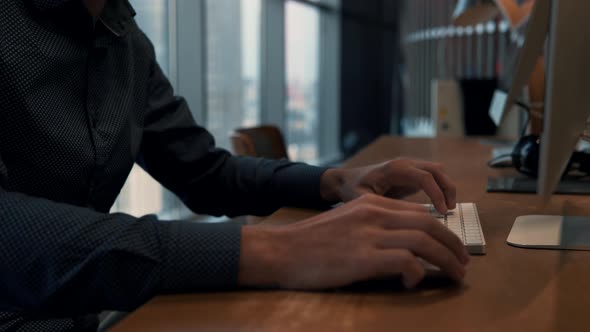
(112, 0, 340, 219)
(205, 0, 262, 150)
(132, 0, 170, 75)
(285, 1, 320, 162)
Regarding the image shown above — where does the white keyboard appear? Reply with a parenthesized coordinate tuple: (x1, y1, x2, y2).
(425, 202, 486, 255)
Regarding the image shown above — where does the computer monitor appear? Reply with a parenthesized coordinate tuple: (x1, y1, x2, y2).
(500, 0, 550, 125)
(538, 0, 590, 200)
(506, 0, 590, 250)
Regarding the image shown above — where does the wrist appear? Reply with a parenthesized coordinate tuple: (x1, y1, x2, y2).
(238, 226, 286, 288)
(319, 168, 345, 204)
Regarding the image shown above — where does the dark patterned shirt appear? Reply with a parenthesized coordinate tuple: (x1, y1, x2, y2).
(0, 0, 328, 330)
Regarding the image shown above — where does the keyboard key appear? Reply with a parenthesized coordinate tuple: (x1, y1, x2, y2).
(425, 202, 486, 255)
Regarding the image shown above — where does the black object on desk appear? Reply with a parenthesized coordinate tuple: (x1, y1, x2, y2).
(487, 176, 590, 195)
(460, 79, 498, 136)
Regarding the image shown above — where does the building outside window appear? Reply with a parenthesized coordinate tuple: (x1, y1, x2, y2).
(205, 0, 262, 150)
(285, 1, 320, 162)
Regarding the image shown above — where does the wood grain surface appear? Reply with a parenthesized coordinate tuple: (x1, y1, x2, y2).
(113, 137, 590, 332)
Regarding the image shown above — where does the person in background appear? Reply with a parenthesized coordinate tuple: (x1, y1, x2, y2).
(0, 0, 468, 330)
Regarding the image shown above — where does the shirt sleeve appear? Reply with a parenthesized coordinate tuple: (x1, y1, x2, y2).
(137, 57, 331, 217)
(0, 172, 242, 316)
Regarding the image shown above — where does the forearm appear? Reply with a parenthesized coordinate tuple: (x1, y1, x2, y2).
(141, 57, 333, 217)
(238, 226, 284, 288)
(0, 188, 241, 315)
(165, 153, 333, 217)
(319, 168, 346, 203)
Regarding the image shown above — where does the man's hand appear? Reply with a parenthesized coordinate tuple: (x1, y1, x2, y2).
(239, 194, 469, 290)
(320, 158, 457, 214)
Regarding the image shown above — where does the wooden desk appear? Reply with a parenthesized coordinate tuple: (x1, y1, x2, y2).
(113, 137, 590, 332)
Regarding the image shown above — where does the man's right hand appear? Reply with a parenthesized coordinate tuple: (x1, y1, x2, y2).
(238, 194, 470, 290)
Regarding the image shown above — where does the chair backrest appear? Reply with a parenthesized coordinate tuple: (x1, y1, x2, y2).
(230, 125, 289, 160)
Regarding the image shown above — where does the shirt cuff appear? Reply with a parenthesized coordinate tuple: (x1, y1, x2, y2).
(272, 163, 331, 209)
(161, 221, 242, 292)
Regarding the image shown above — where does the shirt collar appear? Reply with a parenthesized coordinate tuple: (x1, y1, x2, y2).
(30, 0, 136, 37)
(99, 0, 136, 37)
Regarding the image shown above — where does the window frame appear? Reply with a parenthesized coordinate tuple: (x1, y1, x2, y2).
(174, 0, 208, 125)
(161, 0, 209, 219)
(260, 0, 286, 128)
(316, 0, 341, 162)
(261, 0, 341, 164)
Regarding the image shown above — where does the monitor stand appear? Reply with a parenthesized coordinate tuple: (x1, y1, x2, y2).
(507, 215, 590, 250)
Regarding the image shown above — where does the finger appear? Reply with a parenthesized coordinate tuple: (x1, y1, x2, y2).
(408, 168, 448, 214)
(415, 162, 457, 210)
(375, 230, 466, 282)
(354, 194, 428, 214)
(370, 249, 426, 289)
(286, 195, 424, 229)
(376, 209, 469, 264)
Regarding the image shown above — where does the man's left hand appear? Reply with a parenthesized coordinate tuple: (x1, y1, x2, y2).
(320, 158, 457, 214)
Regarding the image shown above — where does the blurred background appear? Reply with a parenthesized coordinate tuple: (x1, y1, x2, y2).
(111, 0, 535, 219)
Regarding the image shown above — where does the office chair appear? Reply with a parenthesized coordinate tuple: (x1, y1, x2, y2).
(230, 125, 289, 160)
